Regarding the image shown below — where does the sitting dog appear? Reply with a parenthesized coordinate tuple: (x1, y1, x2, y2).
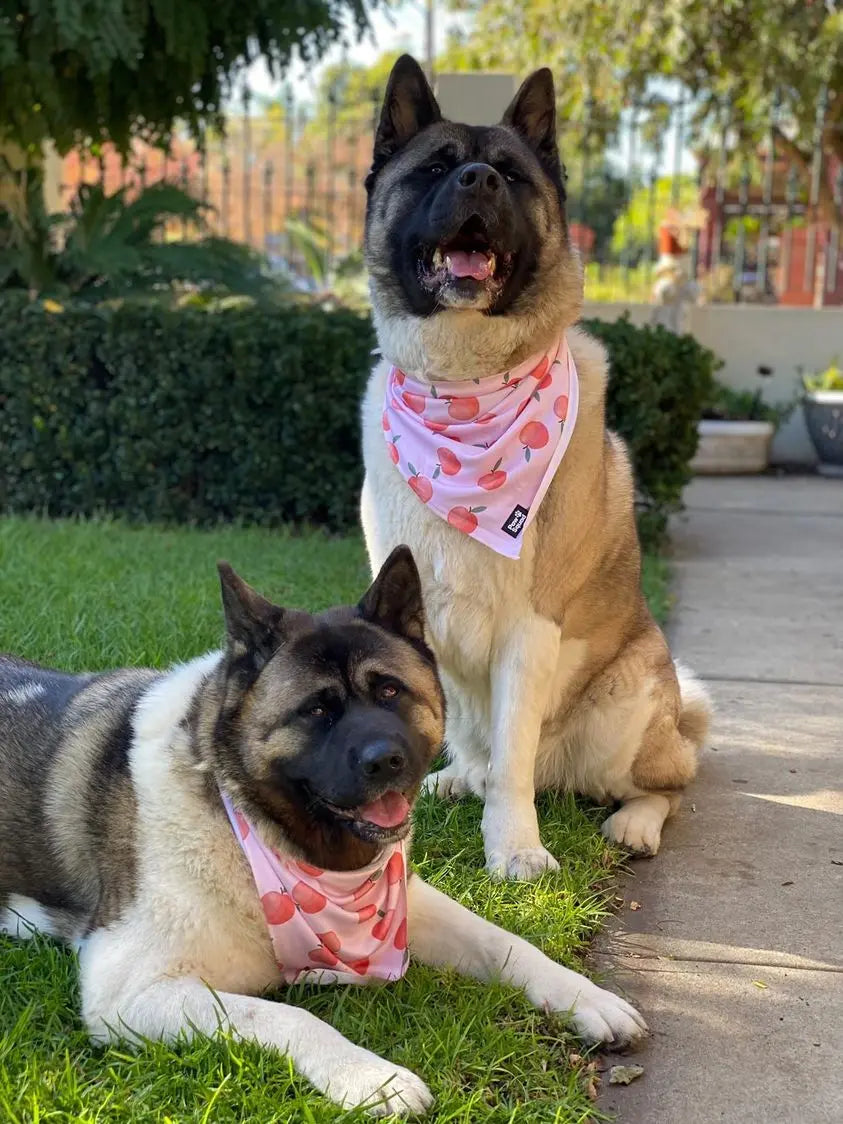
(360, 56, 711, 881)
(0, 548, 645, 1116)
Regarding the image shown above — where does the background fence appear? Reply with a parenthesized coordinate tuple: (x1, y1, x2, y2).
(56, 83, 843, 306)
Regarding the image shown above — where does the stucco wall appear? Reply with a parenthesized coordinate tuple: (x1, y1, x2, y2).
(581, 302, 843, 465)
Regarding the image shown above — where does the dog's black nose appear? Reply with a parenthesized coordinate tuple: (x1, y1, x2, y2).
(457, 163, 502, 197)
(359, 739, 406, 777)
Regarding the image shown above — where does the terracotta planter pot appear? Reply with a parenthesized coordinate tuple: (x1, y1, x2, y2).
(803, 391, 843, 477)
(691, 419, 774, 475)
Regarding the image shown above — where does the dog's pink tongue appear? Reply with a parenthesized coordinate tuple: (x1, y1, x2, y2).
(447, 250, 493, 280)
(358, 791, 410, 828)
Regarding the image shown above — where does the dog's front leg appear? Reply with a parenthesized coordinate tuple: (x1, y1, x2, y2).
(408, 876, 646, 1045)
(80, 941, 432, 1117)
(483, 615, 560, 880)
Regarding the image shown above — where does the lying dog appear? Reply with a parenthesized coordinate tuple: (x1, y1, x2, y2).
(361, 56, 711, 881)
(0, 548, 645, 1116)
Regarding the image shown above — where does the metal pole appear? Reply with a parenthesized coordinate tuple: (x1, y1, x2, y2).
(711, 115, 728, 274)
(781, 163, 798, 296)
(284, 85, 295, 268)
(827, 164, 842, 296)
(757, 92, 778, 298)
(622, 105, 638, 295)
(242, 84, 252, 247)
(733, 165, 750, 302)
(425, 0, 435, 82)
(671, 92, 685, 206)
(804, 83, 828, 299)
(326, 89, 337, 271)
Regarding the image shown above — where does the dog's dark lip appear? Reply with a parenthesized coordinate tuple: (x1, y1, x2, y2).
(302, 783, 414, 844)
(419, 216, 515, 288)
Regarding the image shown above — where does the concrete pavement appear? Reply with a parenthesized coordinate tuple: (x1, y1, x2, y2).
(596, 476, 843, 1124)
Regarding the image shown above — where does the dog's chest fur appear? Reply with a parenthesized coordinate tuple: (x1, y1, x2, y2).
(362, 359, 539, 684)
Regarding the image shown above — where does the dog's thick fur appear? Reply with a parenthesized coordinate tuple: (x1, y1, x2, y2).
(361, 56, 711, 881)
(0, 550, 645, 1116)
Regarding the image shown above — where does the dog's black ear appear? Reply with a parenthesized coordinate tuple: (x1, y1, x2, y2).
(502, 68, 561, 175)
(370, 55, 441, 176)
(218, 561, 286, 667)
(358, 545, 425, 642)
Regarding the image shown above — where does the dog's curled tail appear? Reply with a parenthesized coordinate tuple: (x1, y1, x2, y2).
(676, 662, 712, 749)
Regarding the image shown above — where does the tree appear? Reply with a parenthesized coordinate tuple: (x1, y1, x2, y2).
(445, 0, 843, 226)
(0, 0, 374, 157)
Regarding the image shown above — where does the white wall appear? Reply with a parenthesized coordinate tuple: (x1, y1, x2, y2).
(581, 302, 843, 465)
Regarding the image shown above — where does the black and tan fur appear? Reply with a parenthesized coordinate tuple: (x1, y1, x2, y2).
(0, 549, 645, 1117)
(360, 57, 711, 881)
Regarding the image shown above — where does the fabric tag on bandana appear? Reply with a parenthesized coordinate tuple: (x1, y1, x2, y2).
(221, 792, 409, 985)
(382, 336, 579, 558)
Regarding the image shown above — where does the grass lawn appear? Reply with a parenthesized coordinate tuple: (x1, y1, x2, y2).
(0, 517, 670, 1124)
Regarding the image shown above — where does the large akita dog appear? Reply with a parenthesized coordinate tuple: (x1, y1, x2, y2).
(360, 56, 710, 881)
(0, 550, 645, 1116)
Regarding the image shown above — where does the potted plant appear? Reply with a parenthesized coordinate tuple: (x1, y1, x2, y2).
(691, 376, 792, 475)
(802, 360, 843, 477)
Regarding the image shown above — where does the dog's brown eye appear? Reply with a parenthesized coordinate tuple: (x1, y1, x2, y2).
(310, 705, 326, 718)
(429, 163, 446, 177)
(378, 683, 399, 702)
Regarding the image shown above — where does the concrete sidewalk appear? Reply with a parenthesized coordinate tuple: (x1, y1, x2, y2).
(597, 476, 843, 1124)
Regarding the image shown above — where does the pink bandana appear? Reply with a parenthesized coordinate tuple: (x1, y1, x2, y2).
(382, 336, 579, 558)
(221, 793, 409, 985)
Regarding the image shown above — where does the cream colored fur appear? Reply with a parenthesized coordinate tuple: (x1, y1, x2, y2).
(361, 326, 711, 880)
(4, 652, 646, 1116)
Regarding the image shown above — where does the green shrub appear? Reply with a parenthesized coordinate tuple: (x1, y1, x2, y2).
(702, 380, 793, 426)
(0, 295, 375, 530)
(582, 316, 720, 546)
(0, 300, 717, 545)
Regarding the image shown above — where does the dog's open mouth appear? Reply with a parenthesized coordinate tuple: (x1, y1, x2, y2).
(422, 215, 514, 289)
(306, 786, 413, 843)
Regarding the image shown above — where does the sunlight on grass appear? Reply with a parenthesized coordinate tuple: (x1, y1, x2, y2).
(0, 516, 669, 1122)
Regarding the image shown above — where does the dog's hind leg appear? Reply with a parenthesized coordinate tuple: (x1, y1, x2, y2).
(79, 929, 433, 1117)
(601, 792, 681, 856)
(598, 657, 709, 857)
(408, 875, 647, 1046)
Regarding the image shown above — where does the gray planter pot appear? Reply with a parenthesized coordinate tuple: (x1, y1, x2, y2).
(803, 391, 843, 477)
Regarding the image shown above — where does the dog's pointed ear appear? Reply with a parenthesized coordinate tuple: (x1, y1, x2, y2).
(371, 55, 442, 173)
(358, 545, 426, 642)
(502, 68, 561, 175)
(218, 561, 286, 667)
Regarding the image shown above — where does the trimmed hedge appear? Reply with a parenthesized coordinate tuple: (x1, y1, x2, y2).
(0, 298, 717, 545)
(0, 296, 375, 531)
(583, 316, 719, 545)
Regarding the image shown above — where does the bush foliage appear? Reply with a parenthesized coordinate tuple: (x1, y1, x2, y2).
(0, 300, 717, 544)
(583, 316, 719, 544)
(0, 296, 375, 530)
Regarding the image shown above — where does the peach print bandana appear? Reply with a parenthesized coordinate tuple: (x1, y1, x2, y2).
(221, 793, 409, 985)
(382, 336, 579, 559)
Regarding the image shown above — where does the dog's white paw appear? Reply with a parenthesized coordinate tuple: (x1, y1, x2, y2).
(422, 764, 481, 800)
(485, 845, 560, 881)
(565, 982, 648, 1047)
(536, 975, 648, 1047)
(328, 1056, 433, 1116)
(601, 802, 664, 856)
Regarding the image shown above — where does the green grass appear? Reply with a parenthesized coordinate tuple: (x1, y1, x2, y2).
(0, 517, 670, 1124)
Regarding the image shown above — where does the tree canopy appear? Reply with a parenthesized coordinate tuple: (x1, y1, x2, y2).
(446, 0, 843, 223)
(0, 0, 374, 156)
